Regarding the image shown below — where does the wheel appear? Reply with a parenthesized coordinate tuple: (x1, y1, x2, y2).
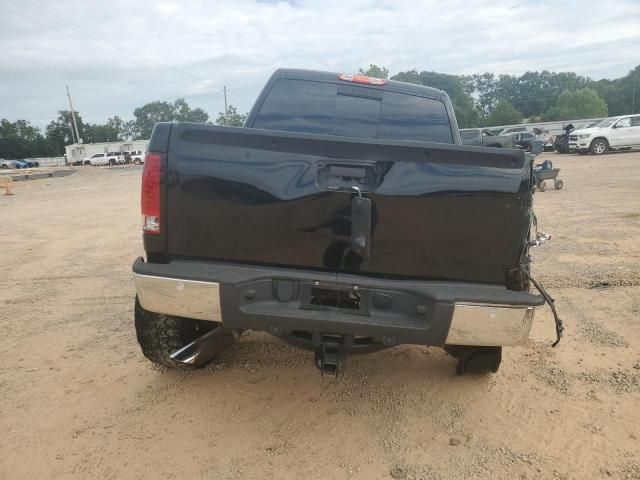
(589, 138, 608, 155)
(109, 159, 116, 166)
(444, 346, 502, 375)
(134, 297, 225, 369)
(134, 159, 142, 165)
(538, 181, 547, 192)
(554, 179, 564, 190)
(1, 164, 7, 169)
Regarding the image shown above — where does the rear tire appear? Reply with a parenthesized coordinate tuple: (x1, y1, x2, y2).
(134, 297, 219, 369)
(445, 345, 502, 375)
(554, 179, 564, 190)
(109, 159, 116, 166)
(589, 138, 608, 155)
(538, 181, 547, 192)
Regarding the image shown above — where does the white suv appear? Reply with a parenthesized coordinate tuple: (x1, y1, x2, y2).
(569, 115, 640, 155)
(83, 152, 125, 166)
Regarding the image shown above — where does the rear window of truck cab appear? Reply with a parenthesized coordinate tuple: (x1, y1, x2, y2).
(252, 78, 453, 144)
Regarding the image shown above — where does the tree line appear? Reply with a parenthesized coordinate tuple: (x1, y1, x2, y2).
(1, 64, 638, 159)
(361, 63, 638, 128)
(0, 99, 246, 160)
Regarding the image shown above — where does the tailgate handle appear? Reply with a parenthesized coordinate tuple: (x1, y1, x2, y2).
(329, 165, 367, 179)
(351, 195, 372, 259)
(316, 163, 378, 192)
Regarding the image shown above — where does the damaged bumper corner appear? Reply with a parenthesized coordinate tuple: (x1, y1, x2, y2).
(445, 303, 535, 346)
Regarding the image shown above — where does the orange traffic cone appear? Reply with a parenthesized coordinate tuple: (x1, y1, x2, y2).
(2, 177, 14, 195)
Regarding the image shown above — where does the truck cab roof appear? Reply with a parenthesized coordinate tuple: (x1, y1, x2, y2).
(276, 68, 449, 101)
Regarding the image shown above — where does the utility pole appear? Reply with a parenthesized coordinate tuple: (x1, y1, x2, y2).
(66, 85, 82, 144)
(223, 85, 229, 125)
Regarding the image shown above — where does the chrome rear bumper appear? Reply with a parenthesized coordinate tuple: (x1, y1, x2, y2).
(133, 271, 537, 347)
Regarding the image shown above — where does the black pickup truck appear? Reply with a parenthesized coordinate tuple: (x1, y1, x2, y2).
(133, 69, 559, 375)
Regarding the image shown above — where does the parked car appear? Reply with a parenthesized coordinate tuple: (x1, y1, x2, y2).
(568, 115, 640, 154)
(13, 160, 29, 169)
(1, 158, 40, 168)
(83, 152, 125, 166)
(1, 159, 17, 169)
(109, 152, 127, 165)
(132, 68, 560, 377)
(506, 131, 537, 151)
(554, 121, 602, 153)
(499, 126, 528, 135)
(459, 128, 516, 148)
(554, 124, 575, 153)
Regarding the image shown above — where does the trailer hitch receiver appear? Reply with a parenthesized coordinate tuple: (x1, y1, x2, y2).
(314, 334, 349, 376)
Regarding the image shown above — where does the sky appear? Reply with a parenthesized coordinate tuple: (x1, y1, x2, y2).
(1, 0, 639, 130)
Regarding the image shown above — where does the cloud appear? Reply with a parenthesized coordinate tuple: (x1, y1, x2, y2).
(0, 0, 638, 129)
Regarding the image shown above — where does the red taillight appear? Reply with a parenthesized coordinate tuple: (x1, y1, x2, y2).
(338, 73, 386, 86)
(141, 152, 162, 234)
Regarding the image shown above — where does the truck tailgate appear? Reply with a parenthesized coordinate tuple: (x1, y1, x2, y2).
(165, 123, 531, 285)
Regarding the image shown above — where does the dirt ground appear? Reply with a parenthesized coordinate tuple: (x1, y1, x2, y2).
(1, 151, 639, 480)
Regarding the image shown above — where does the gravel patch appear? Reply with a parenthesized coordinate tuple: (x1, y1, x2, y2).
(578, 369, 640, 393)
